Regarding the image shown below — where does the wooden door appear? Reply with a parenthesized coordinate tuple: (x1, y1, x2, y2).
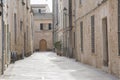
(39, 39, 47, 51)
(102, 18, 109, 67)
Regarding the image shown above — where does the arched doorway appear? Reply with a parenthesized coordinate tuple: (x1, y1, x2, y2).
(39, 39, 47, 51)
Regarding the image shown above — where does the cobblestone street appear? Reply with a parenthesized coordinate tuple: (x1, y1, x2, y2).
(0, 52, 119, 80)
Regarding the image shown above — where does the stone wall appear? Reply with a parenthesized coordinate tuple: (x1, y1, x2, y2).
(33, 18, 53, 51)
(75, 0, 120, 78)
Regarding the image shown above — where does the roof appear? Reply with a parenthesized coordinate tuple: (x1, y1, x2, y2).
(31, 4, 48, 8)
(31, 4, 50, 13)
(33, 13, 53, 20)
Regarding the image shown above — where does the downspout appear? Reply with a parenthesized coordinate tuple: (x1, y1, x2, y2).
(118, 0, 120, 56)
(69, 0, 72, 58)
(63, 10, 65, 55)
(65, 13, 67, 56)
(1, 0, 4, 74)
(52, 0, 55, 52)
(118, 0, 120, 78)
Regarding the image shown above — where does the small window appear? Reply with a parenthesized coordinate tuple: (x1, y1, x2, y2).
(74, 32, 75, 48)
(80, 0, 82, 4)
(91, 15, 95, 53)
(48, 23, 52, 30)
(39, 9, 41, 13)
(80, 0, 81, 4)
(80, 21, 83, 52)
(40, 24, 43, 30)
(20, 21, 23, 31)
(14, 14, 17, 44)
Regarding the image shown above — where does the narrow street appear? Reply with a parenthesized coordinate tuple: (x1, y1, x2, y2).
(0, 52, 119, 80)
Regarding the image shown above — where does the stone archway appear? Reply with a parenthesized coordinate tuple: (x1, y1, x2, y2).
(39, 39, 47, 51)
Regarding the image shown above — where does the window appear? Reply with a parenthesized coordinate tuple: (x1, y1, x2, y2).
(118, 0, 120, 56)
(40, 24, 43, 30)
(79, 0, 83, 5)
(14, 14, 17, 44)
(48, 23, 52, 30)
(79, 0, 82, 5)
(20, 21, 23, 31)
(27, 26, 28, 46)
(74, 32, 75, 48)
(91, 15, 95, 53)
(102, 17, 109, 66)
(39, 9, 41, 13)
(80, 21, 83, 52)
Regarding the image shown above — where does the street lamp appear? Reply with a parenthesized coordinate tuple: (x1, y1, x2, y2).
(63, 7, 67, 14)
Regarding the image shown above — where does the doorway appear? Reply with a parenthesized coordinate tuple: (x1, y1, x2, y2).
(39, 39, 47, 51)
(102, 17, 109, 67)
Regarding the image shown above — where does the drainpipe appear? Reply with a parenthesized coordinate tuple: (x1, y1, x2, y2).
(52, 0, 55, 52)
(1, 0, 4, 75)
(69, 0, 72, 58)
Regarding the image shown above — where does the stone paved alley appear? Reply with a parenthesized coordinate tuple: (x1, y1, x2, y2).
(0, 52, 119, 80)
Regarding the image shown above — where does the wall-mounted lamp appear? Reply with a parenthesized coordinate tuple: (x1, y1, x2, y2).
(63, 7, 67, 14)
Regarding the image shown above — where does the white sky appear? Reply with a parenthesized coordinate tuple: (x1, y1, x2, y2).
(30, 0, 52, 12)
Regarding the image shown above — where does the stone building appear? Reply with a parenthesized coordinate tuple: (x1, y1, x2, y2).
(0, 2, 2, 74)
(53, 0, 69, 56)
(8, 0, 33, 58)
(74, 0, 120, 78)
(53, 0, 75, 57)
(0, 0, 34, 74)
(53, 0, 120, 78)
(32, 4, 53, 51)
(0, 0, 12, 74)
(53, 0, 62, 54)
(52, 0, 58, 46)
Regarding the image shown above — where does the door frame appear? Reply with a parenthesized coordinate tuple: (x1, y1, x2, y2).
(39, 39, 47, 51)
(102, 17, 109, 67)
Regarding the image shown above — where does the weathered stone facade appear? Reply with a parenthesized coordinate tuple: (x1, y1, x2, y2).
(53, 0, 120, 78)
(53, 0, 58, 43)
(32, 4, 53, 51)
(53, 0, 70, 56)
(8, 0, 33, 58)
(53, 0, 76, 57)
(75, 0, 120, 78)
(0, 0, 33, 74)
